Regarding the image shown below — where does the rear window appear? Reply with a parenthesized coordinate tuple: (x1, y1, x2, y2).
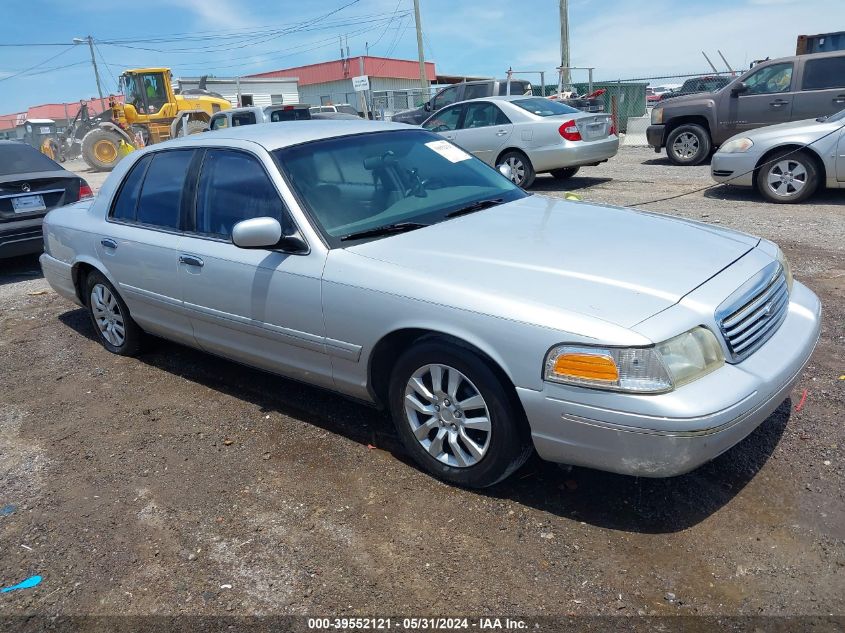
(0, 143, 61, 176)
(232, 112, 256, 126)
(270, 108, 311, 122)
(802, 56, 845, 90)
(510, 98, 579, 116)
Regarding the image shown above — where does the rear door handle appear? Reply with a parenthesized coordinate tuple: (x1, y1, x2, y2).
(770, 99, 789, 107)
(495, 129, 508, 136)
(179, 254, 204, 267)
(834, 94, 845, 104)
(100, 238, 117, 249)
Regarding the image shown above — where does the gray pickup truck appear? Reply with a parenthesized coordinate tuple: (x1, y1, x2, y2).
(648, 50, 845, 165)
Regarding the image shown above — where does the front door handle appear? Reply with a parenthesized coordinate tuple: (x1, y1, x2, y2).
(179, 254, 204, 267)
(100, 238, 117, 249)
(834, 94, 845, 104)
(495, 129, 508, 136)
(770, 99, 789, 107)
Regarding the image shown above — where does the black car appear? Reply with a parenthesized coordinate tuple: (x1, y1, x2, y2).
(0, 141, 92, 258)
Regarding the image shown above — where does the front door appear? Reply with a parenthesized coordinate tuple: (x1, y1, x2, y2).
(720, 61, 795, 140)
(178, 148, 332, 388)
(451, 101, 513, 166)
(96, 150, 196, 345)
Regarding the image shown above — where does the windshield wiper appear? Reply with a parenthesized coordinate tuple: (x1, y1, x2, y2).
(445, 198, 504, 218)
(340, 221, 429, 241)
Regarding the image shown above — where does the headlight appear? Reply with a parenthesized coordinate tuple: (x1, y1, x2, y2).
(544, 327, 724, 393)
(776, 247, 794, 293)
(651, 108, 663, 124)
(719, 137, 754, 153)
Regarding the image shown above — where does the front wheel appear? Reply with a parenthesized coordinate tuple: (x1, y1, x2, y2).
(498, 151, 536, 189)
(85, 270, 143, 356)
(81, 129, 121, 171)
(755, 150, 819, 204)
(388, 340, 532, 488)
(665, 124, 711, 166)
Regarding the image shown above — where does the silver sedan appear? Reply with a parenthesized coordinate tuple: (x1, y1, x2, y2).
(711, 109, 845, 203)
(422, 96, 619, 188)
(41, 120, 820, 488)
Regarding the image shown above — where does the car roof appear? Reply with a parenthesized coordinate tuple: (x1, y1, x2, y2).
(176, 120, 417, 150)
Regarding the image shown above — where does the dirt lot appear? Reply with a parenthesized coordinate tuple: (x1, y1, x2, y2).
(1, 148, 843, 626)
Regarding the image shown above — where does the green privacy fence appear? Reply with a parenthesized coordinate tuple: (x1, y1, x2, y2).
(572, 82, 648, 133)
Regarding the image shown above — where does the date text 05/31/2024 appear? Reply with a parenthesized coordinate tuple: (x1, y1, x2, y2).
(307, 617, 529, 630)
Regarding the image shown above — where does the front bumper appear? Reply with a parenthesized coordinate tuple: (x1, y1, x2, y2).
(711, 151, 759, 187)
(646, 124, 666, 151)
(517, 281, 821, 477)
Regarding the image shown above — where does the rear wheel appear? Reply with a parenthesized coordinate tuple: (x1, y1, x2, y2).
(498, 150, 536, 189)
(755, 150, 819, 204)
(388, 339, 532, 488)
(550, 166, 580, 180)
(665, 123, 711, 166)
(84, 270, 143, 356)
(81, 129, 121, 171)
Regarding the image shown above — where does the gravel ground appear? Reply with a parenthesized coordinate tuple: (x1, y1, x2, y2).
(1, 148, 843, 628)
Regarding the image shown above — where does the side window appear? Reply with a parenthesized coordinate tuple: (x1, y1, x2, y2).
(743, 63, 794, 95)
(110, 154, 152, 221)
(231, 112, 256, 127)
(464, 82, 493, 100)
(195, 149, 290, 239)
(210, 115, 228, 130)
(495, 106, 511, 125)
(136, 150, 194, 230)
(422, 105, 463, 132)
(461, 102, 499, 129)
(497, 81, 528, 96)
(431, 85, 459, 111)
(802, 57, 845, 91)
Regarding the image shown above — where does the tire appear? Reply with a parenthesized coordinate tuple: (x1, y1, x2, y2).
(549, 166, 580, 180)
(84, 270, 143, 356)
(388, 339, 532, 488)
(175, 120, 208, 137)
(755, 150, 819, 204)
(81, 128, 121, 171)
(665, 123, 711, 166)
(498, 150, 536, 189)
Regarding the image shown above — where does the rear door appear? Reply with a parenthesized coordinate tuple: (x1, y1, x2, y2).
(96, 150, 196, 345)
(720, 61, 796, 134)
(451, 101, 513, 165)
(792, 54, 845, 120)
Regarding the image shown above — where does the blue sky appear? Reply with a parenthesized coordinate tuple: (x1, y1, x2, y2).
(1, 0, 842, 113)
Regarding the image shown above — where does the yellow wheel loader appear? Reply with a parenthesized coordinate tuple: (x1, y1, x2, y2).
(81, 68, 231, 171)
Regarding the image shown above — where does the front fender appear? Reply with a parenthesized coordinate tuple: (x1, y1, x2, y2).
(98, 121, 133, 144)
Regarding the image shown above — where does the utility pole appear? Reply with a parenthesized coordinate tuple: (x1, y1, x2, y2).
(74, 36, 105, 111)
(413, 0, 429, 94)
(559, 0, 570, 89)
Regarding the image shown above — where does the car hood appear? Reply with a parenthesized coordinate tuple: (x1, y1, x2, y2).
(660, 91, 718, 106)
(345, 195, 757, 330)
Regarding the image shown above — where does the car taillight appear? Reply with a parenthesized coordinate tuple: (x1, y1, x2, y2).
(79, 180, 94, 199)
(558, 120, 582, 142)
(609, 122, 617, 136)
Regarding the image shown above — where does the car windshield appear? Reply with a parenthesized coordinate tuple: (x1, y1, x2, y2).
(0, 143, 61, 176)
(273, 129, 526, 245)
(509, 98, 579, 117)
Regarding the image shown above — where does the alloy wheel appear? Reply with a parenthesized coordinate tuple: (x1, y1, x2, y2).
(766, 159, 807, 198)
(90, 283, 126, 347)
(672, 132, 700, 160)
(403, 363, 492, 468)
(504, 156, 526, 185)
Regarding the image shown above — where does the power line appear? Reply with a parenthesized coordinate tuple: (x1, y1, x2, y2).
(0, 46, 76, 82)
(368, 0, 404, 51)
(93, 39, 119, 92)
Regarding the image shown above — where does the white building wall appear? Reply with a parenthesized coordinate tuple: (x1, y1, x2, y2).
(177, 78, 299, 107)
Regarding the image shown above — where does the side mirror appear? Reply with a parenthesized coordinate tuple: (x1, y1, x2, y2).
(731, 82, 749, 96)
(423, 101, 432, 112)
(232, 217, 282, 249)
(498, 163, 513, 180)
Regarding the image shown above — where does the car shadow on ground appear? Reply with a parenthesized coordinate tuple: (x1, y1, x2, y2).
(641, 156, 713, 167)
(530, 176, 613, 192)
(704, 184, 845, 205)
(58, 307, 788, 535)
(0, 253, 43, 287)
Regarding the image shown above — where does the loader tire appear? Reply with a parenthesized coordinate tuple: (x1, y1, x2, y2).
(82, 129, 121, 171)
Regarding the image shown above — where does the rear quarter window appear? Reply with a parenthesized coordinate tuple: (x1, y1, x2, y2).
(110, 154, 152, 221)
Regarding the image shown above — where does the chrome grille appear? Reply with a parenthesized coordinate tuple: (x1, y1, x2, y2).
(717, 262, 789, 362)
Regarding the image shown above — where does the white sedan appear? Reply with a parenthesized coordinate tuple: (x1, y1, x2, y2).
(422, 96, 619, 188)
